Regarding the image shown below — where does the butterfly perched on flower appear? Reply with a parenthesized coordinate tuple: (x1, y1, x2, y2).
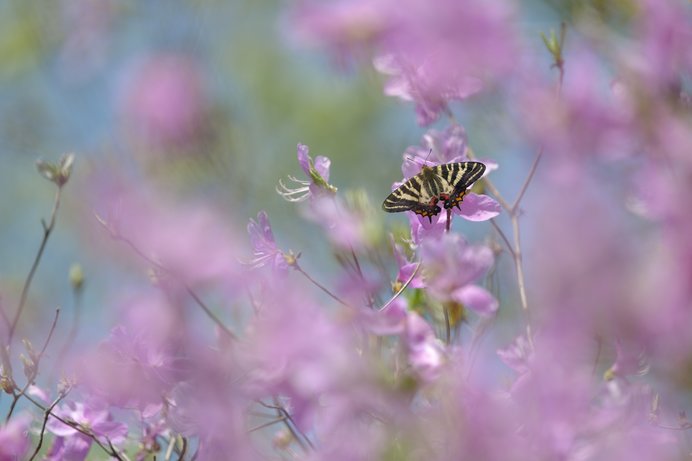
(382, 161, 486, 222)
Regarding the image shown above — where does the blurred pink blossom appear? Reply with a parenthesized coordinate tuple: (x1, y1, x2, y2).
(91, 176, 243, 290)
(420, 233, 498, 315)
(295, 0, 518, 124)
(0, 414, 30, 461)
(405, 311, 445, 382)
(121, 54, 208, 149)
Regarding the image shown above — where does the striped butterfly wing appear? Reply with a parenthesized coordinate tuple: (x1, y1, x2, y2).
(382, 171, 442, 219)
(382, 161, 485, 219)
(438, 161, 486, 209)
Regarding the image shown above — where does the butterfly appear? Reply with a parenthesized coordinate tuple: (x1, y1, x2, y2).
(382, 161, 486, 222)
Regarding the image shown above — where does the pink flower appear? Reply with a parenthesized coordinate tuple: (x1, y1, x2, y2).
(420, 233, 497, 315)
(46, 401, 127, 460)
(246, 211, 290, 273)
(392, 240, 423, 288)
(295, 0, 518, 125)
(120, 54, 208, 149)
(91, 175, 243, 290)
(304, 195, 376, 251)
(405, 312, 445, 382)
(0, 415, 30, 461)
(277, 143, 336, 202)
(79, 291, 181, 410)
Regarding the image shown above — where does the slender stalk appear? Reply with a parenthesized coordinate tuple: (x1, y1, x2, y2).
(511, 148, 544, 214)
(28, 392, 66, 461)
(6, 308, 61, 421)
(8, 187, 62, 343)
(293, 264, 349, 307)
(249, 416, 287, 433)
(22, 392, 123, 460)
(378, 262, 420, 312)
(178, 437, 188, 461)
(97, 221, 238, 340)
(184, 286, 237, 340)
(445, 209, 452, 233)
(350, 247, 375, 308)
(442, 305, 451, 345)
(258, 399, 314, 452)
(54, 282, 83, 373)
(489, 219, 515, 258)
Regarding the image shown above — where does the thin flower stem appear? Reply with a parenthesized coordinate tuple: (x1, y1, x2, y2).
(443, 305, 451, 344)
(511, 148, 544, 214)
(481, 177, 512, 212)
(248, 416, 287, 432)
(178, 437, 188, 461)
(54, 281, 83, 373)
(97, 220, 238, 341)
(8, 186, 62, 344)
(6, 308, 61, 422)
(28, 392, 66, 461)
(258, 399, 314, 453)
(378, 262, 420, 312)
(490, 219, 515, 258)
(293, 264, 350, 307)
(445, 209, 452, 233)
(350, 247, 375, 308)
(184, 286, 238, 340)
(22, 392, 124, 460)
(165, 435, 176, 461)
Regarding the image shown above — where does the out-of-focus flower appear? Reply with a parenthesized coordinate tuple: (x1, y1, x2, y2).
(92, 176, 243, 289)
(375, 54, 483, 126)
(295, 0, 518, 125)
(420, 233, 497, 315)
(246, 211, 290, 273)
(624, 0, 692, 97)
(277, 143, 337, 202)
(0, 414, 30, 461)
(304, 194, 379, 251)
(240, 281, 364, 431)
(497, 334, 533, 375)
(392, 240, 423, 289)
(519, 51, 634, 168)
(80, 291, 181, 410)
(46, 401, 127, 461)
(401, 125, 470, 178)
(405, 312, 444, 382)
(121, 54, 208, 149)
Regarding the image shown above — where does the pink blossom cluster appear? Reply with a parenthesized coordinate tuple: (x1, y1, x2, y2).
(2, 0, 692, 460)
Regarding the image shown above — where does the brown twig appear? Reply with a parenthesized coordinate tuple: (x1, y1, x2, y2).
(294, 264, 350, 307)
(6, 308, 61, 421)
(8, 187, 63, 343)
(96, 217, 238, 340)
(28, 391, 67, 461)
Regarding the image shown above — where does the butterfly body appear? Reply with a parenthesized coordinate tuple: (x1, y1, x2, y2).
(382, 161, 486, 222)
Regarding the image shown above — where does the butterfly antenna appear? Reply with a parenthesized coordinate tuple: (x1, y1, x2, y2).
(424, 148, 433, 165)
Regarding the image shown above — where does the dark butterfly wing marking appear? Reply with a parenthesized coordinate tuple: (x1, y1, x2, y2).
(382, 161, 485, 221)
(438, 161, 486, 210)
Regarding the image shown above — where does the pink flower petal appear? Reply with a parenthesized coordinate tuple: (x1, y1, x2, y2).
(455, 193, 501, 221)
(451, 285, 498, 316)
